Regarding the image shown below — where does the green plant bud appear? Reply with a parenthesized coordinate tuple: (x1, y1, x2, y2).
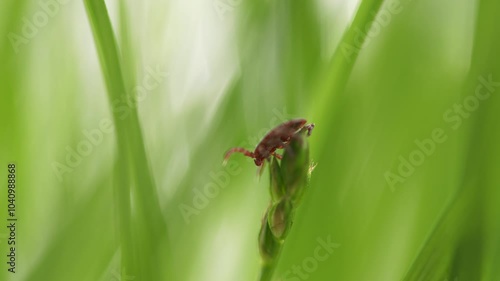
(258, 208, 282, 262)
(280, 129, 310, 205)
(269, 157, 285, 202)
(268, 198, 294, 241)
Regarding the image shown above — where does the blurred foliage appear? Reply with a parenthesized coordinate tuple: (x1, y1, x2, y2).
(0, 0, 499, 281)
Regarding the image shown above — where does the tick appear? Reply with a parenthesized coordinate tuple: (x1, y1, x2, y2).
(223, 119, 314, 167)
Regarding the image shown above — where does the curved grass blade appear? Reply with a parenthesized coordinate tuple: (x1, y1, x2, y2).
(83, 1, 167, 279)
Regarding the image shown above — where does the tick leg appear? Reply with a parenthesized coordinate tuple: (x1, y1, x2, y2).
(256, 159, 267, 178)
(275, 141, 287, 150)
(223, 147, 255, 166)
(272, 152, 282, 159)
(280, 136, 291, 142)
(304, 123, 315, 136)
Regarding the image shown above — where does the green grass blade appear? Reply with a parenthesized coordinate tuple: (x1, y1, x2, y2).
(83, 1, 167, 279)
(402, 0, 500, 279)
(311, 0, 385, 150)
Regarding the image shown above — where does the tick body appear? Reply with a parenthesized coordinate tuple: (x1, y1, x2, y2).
(224, 119, 314, 166)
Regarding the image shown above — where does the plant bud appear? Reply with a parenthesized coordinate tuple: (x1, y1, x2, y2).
(280, 129, 310, 205)
(268, 198, 294, 240)
(269, 157, 285, 202)
(258, 207, 282, 262)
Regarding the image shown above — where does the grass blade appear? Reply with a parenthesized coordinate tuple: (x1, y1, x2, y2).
(83, 1, 167, 279)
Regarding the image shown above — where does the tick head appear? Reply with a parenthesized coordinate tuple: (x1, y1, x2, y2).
(254, 158, 263, 166)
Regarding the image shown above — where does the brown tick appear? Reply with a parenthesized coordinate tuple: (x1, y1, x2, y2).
(223, 119, 314, 167)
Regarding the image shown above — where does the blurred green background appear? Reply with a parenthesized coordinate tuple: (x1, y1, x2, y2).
(0, 0, 499, 280)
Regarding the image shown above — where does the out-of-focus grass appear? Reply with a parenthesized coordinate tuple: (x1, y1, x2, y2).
(0, 0, 499, 281)
(403, 0, 500, 280)
(84, 0, 168, 280)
